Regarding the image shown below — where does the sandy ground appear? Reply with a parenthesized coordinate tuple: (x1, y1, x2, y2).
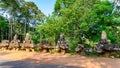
(0, 50, 120, 68)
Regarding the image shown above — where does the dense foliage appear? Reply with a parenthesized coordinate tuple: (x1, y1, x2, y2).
(1, 0, 120, 53)
(0, 16, 8, 41)
(35, 0, 120, 52)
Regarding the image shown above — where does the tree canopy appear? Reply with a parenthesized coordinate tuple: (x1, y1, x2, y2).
(0, 0, 45, 41)
(35, 0, 120, 51)
(1, 0, 120, 52)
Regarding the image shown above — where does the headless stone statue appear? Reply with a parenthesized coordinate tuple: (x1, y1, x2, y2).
(0, 40, 9, 50)
(76, 44, 84, 54)
(37, 40, 52, 52)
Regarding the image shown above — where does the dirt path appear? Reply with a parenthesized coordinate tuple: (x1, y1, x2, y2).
(0, 51, 120, 68)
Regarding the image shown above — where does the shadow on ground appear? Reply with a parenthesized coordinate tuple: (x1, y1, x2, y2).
(0, 60, 82, 68)
(0, 52, 11, 56)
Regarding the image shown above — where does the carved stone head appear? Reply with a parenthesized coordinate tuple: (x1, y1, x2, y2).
(25, 33, 30, 41)
(13, 34, 18, 40)
(101, 31, 107, 40)
(60, 33, 65, 41)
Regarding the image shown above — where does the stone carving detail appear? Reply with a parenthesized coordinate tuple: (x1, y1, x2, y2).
(20, 33, 34, 52)
(37, 40, 53, 52)
(56, 33, 69, 54)
(96, 31, 120, 58)
(76, 44, 84, 54)
(0, 40, 9, 50)
(8, 34, 20, 50)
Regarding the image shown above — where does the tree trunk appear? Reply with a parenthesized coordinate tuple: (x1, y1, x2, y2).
(24, 19, 27, 38)
(8, 19, 11, 41)
(54, 33, 56, 46)
(10, 21, 13, 41)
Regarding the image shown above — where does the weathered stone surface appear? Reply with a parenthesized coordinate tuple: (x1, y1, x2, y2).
(76, 44, 84, 54)
(8, 34, 20, 50)
(56, 33, 69, 54)
(37, 40, 53, 52)
(20, 33, 34, 52)
(0, 40, 9, 50)
(96, 31, 120, 57)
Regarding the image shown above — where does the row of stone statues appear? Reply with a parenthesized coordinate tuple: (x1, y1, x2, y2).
(37, 33, 69, 54)
(0, 33, 34, 52)
(0, 31, 120, 57)
(76, 31, 120, 58)
(0, 33, 69, 54)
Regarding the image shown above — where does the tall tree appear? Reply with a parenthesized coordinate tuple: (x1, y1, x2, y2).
(0, 16, 9, 41)
(0, 0, 45, 41)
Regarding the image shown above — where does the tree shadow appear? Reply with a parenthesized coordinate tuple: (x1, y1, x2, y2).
(24, 54, 120, 68)
(0, 60, 82, 68)
(0, 52, 11, 56)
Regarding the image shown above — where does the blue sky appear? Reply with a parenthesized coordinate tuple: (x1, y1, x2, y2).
(25, 0, 56, 16)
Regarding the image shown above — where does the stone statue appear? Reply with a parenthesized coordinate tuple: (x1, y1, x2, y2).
(76, 44, 84, 54)
(96, 31, 109, 53)
(8, 34, 20, 50)
(20, 33, 34, 52)
(37, 40, 53, 52)
(99, 31, 109, 44)
(0, 40, 9, 50)
(56, 33, 69, 54)
(96, 30, 120, 58)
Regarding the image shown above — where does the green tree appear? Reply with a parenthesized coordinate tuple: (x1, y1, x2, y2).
(0, 16, 9, 41)
(36, 0, 117, 53)
(0, 0, 45, 41)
